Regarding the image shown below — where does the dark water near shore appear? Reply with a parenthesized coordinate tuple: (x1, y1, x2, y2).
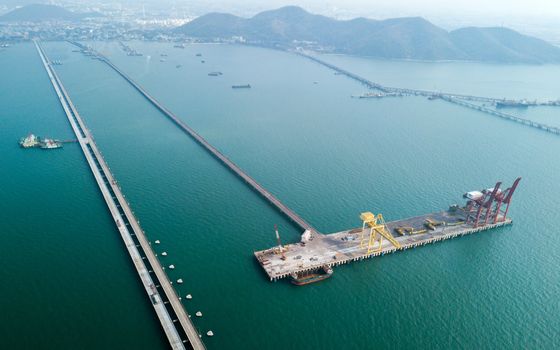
(2, 41, 560, 349)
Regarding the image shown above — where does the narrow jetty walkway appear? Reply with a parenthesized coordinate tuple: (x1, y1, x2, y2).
(35, 40, 205, 350)
(298, 52, 560, 135)
(68, 41, 317, 236)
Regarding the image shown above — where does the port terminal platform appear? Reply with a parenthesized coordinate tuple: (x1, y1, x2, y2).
(255, 209, 512, 281)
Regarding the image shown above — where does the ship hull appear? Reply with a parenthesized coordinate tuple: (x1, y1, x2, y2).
(291, 273, 332, 286)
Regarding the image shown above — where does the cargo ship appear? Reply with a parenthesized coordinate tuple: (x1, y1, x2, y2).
(232, 84, 251, 89)
(291, 266, 333, 286)
(495, 100, 534, 108)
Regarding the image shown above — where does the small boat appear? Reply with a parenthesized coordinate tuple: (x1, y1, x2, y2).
(232, 84, 251, 89)
(290, 266, 333, 286)
(195, 53, 202, 57)
(176, 65, 182, 68)
(208, 71, 223, 76)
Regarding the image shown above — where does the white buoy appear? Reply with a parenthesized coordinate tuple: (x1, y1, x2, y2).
(161, 252, 168, 256)
(195, 311, 202, 317)
(155, 240, 160, 244)
(186, 294, 192, 300)
(177, 279, 183, 284)
(206, 331, 214, 337)
(169, 265, 175, 269)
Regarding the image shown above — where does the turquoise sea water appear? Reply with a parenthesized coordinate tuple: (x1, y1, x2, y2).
(2, 41, 560, 349)
(0, 43, 167, 349)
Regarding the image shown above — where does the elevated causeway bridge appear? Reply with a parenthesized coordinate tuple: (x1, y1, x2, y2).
(440, 95, 560, 135)
(297, 51, 560, 136)
(298, 52, 502, 103)
(68, 41, 318, 236)
(35, 40, 205, 350)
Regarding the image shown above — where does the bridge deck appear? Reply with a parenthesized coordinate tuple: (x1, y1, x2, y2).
(299, 52, 560, 136)
(71, 41, 317, 236)
(440, 96, 560, 135)
(35, 41, 205, 350)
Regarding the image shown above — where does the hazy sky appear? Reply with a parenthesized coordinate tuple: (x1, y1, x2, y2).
(195, 0, 560, 18)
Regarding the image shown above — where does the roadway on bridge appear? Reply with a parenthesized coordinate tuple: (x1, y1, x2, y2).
(35, 40, 205, 350)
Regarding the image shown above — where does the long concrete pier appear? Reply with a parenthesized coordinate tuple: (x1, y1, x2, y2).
(68, 41, 317, 236)
(297, 51, 560, 136)
(439, 95, 560, 135)
(256, 208, 512, 281)
(35, 40, 205, 350)
(298, 52, 502, 103)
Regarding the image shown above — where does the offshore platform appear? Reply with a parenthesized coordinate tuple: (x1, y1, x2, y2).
(255, 178, 521, 283)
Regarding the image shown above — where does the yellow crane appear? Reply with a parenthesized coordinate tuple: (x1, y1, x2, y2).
(360, 212, 402, 254)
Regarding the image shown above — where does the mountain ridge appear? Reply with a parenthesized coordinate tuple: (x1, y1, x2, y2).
(176, 6, 560, 63)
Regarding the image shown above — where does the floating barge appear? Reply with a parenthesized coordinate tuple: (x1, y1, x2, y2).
(255, 178, 521, 282)
(232, 84, 251, 89)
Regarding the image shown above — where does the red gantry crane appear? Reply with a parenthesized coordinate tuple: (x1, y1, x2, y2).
(464, 177, 521, 227)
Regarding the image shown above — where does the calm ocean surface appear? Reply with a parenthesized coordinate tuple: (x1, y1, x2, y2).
(1, 41, 559, 349)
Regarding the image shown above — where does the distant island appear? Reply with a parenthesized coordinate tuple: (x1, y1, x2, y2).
(177, 6, 560, 64)
(0, 4, 101, 22)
